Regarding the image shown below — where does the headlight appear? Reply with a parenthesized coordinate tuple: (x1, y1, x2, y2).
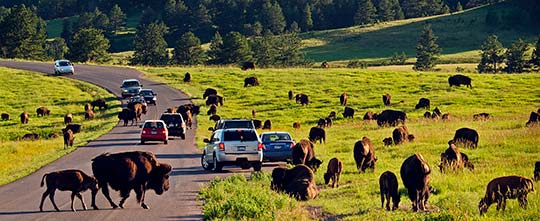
(122, 89, 128, 92)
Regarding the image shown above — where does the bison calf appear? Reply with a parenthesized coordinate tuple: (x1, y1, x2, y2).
(324, 157, 343, 188)
(479, 175, 534, 215)
(379, 171, 400, 211)
(62, 128, 74, 149)
(353, 137, 377, 173)
(85, 109, 94, 120)
(39, 169, 98, 212)
(64, 113, 73, 125)
(20, 111, 29, 124)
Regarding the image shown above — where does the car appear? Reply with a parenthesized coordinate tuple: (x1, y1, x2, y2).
(159, 113, 186, 139)
(140, 120, 168, 144)
(54, 59, 74, 75)
(201, 128, 263, 172)
(121, 79, 143, 98)
(138, 89, 157, 105)
(209, 119, 256, 131)
(260, 132, 295, 162)
(128, 95, 148, 107)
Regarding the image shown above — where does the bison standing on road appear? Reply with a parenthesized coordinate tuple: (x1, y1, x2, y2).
(400, 153, 431, 212)
(379, 171, 400, 211)
(448, 74, 472, 88)
(271, 165, 319, 200)
(453, 127, 479, 149)
(377, 110, 406, 127)
(353, 137, 377, 173)
(118, 108, 136, 126)
(324, 157, 343, 188)
(91, 151, 172, 210)
(479, 175, 534, 215)
(36, 107, 50, 117)
(39, 169, 98, 212)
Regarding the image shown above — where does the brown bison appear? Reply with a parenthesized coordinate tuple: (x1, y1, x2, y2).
(295, 93, 309, 106)
(62, 128, 74, 149)
(49, 132, 60, 138)
(353, 137, 377, 173)
(291, 139, 323, 172)
(423, 111, 432, 119)
(479, 175, 534, 215)
(207, 104, 217, 116)
(473, 112, 490, 121)
(382, 93, 391, 106)
(453, 127, 479, 149)
(206, 94, 224, 106)
(1, 113, 9, 120)
(363, 111, 378, 120)
(90, 98, 108, 110)
(534, 161, 540, 181)
(84, 103, 92, 111)
(383, 137, 393, 146)
(84, 109, 94, 120)
(244, 76, 260, 87)
(379, 171, 400, 211)
(415, 98, 430, 109)
(64, 113, 73, 125)
(263, 120, 272, 130)
(253, 120, 262, 129)
(324, 157, 343, 188)
(449, 74, 472, 88)
(209, 114, 220, 122)
(203, 88, 218, 99)
(91, 151, 172, 209)
(36, 106, 50, 117)
(271, 165, 319, 200)
(288, 90, 294, 100)
(392, 126, 414, 145)
(340, 93, 347, 106)
(308, 127, 325, 144)
(20, 111, 29, 124)
(343, 107, 355, 118)
(118, 108, 136, 126)
(241, 61, 256, 70)
(22, 133, 39, 140)
(39, 169, 98, 212)
(377, 110, 406, 127)
(251, 109, 256, 118)
(65, 123, 82, 133)
(293, 122, 300, 128)
(321, 61, 330, 68)
(400, 153, 431, 212)
(525, 111, 540, 126)
(328, 111, 337, 119)
(432, 107, 442, 118)
(183, 72, 191, 82)
(438, 141, 474, 172)
(442, 113, 451, 120)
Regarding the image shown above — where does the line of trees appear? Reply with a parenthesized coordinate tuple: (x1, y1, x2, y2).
(478, 35, 540, 73)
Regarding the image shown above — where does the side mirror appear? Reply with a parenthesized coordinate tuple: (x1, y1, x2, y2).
(203, 138, 210, 143)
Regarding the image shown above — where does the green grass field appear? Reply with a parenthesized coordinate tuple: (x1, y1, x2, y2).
(0, 67, 121, 185)
(140, 66, 540, 220)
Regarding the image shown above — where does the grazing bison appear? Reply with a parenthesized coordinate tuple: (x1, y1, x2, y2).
(534, 162, 540, 181)
(325, 117, 332, 127)
(432, 107, 442, 118)
(288, 90, 294, 100)
(183, 72, 191, 82)
(473, 113, 490, 121)
(453, 127, 479, 149)
(324, 157, 343, 188)
(340, 93, 348, 106)
(317, 118, 326, 127)
(203, 88, 218, 99)
(206, 94, 224, 106)
(64, 113, 73, 124)
(293, 122, 300, 128)
(291, 139, 323, 172)
(400, 153, 431, 212)
(380, 171, 400, 211)
(363, 111, 378, 120)
(353, 137, 377, 173)
(448, 74, 472, 88)
(377, 110, 406, 127)
(321, 61, 330, 68)
(253, 120, 262, 129)
(241, 61, 256, 70)
(91, 151, 172, 210)
(20, 111, 29, 124)
(85, 109, 94, 120)
(263, 120, 272, 130)
(525, 111, 540, 126)
(415, 98, 430, 109)
(36, 107, 50, 117)
(343, 107, 355, 118)
(382, 93, 391, 106)
(84, 103, 92, 111)
(442, 113, 451, 120)
(209, 114, 220, 122)
(1, 113, 9, 120)
(271, 165, 319, 200)
(328, 111, 337, 119)
(478, 175, 534, 215)
(244, 76, 259, 87)
(423, 111, 432, 119)
(438, 141, 473, 172)
(90, 98, 108, 110)
(383, 137, 393, 146)
(62, 128, 74, 149)
(392, 126, 414, 145)
(39, 169, 98, 212)
(295, 93, 309, 106)
(309, 127, 326, 144)
(207, 104, 217, 116)
(118, 108, 136, 126)
(65, 124, 82, 134)
(22, 133, 39, 140)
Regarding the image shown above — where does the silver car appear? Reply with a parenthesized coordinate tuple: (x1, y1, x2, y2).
(201, 128, 263, 172)
(54, 59, 74, 75)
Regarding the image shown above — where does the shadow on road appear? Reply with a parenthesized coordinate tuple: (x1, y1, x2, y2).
(156, 154, 200, 159)
(171, 166, 207, 176)
(162, 214, 204, 221)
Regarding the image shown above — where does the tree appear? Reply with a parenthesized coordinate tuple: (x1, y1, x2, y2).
(172, 32, 204, 65)
(220, 31, 253, 64)
(477, 35, 505, 73)
(61, 20, 73, 46)
(45, 37, 68, 60)
(414, 24, 441, 71)
(108, 4, 126, 33)
(485, 10, 499, 26)
(505, 38, 528, 73)
(130, 22, 169, 66)
(456, 2, 463, 12)
(0, 5, 46, 59)
(260, 0, 286, 34)
(376, 0, 395, 22)
(251, 32, 278, 67)
(529, 35, 540, 68)
(207, 31, 224, 65)
(68, 28, 110, 63)
(274, 32, 307, 66)
(300, 3, 313, 31)
(354, 0, 377, 25)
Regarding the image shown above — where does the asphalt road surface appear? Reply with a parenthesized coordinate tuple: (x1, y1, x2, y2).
(0, 61, 281, 221)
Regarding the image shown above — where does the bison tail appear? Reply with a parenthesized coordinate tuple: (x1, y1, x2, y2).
(40, 174, 47, 187)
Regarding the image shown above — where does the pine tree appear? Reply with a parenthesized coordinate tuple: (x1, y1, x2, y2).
(130, 22, 169, 66)
(456, 2, 463, 12)
(172, 32, 204, 65)
(68, 28, 110, 63)
(108, 4, 126, 33)
(301, 3, 313, 31)
(505, 38, 528, 73)
(354, 0, 377, 25)
(45, 37, 68, 60)
(413, 24, 441, 71)
(377, 0, 394, 22)
(251, 32, 278, 67)
(61, 20, 73, 46)
(0, 5, 46, 59)
(274, 32, 307, 66)
(207, 31, 224, 65)
(260, 0, 286, 34)
(529, 35, 540, 68)
(477, 35, 505, 73)
(220, 31, 253, 64)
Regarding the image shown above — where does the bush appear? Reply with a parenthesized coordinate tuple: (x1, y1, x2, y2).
(347, 60, 368, 68)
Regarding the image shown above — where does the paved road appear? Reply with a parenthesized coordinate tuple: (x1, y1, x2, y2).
(0, 61, 213, 221)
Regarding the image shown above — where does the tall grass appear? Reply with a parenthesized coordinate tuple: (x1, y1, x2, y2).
(141, 66, 540, 220)
(0, 67, 121, 185)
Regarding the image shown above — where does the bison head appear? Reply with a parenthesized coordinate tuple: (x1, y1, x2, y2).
(307, 158, 323, 172)
(323, 172, 331, 185)
(147, 163, 172, 195)
(270, 167, 287, 191)
(478, 197, 490, 215)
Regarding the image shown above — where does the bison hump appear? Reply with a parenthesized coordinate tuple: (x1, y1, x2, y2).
(415, 153, 430, 174)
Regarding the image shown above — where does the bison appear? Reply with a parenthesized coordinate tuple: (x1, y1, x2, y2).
(1, 113, 9, 120)
(118, 108, 136, 126)
(363, 111, 378, 121)
(438, 141, 474, 172)
(244, 76, 259, 87)
(295, 93, 309, 106)
(62, 128, 74, 149)
(453, 127, 479, 149)
(207, 104, 217, 116)
(22, 133, 39, 140)
(377, 110, 406, 127)
(473, 112, 490, 121)
(534, 161, 540, 181)
(383, 137, 393, 146)
(382, 93, 391, 106)
(320, 61, 330, 68)
(343, 107, 355, 118)
(65, 124, 82, 133)
(91, 151, 172, 210)
(400, 153, 431, 212)
(288, 90, 294, 100)
(442, 113, 451, 120)
(291, 139, 323, 172)
(392, 126, 414, 145)
(353, 137, 377, 173)
(525, 111, 539, 126)
(64, 113, 73, 125)
(308, 127, 326, 144)
(183, 72, 191, 82)
(415, 98, 430, 109)
(206, 94, 224, 106)
(251, 109, 256, 118)
(263, 120, 272, 130)
(39, 169, 98, 212)
(293, 122, 300, 128)
(209, 114, 221, 122)
(324, 157, 343, 188)
(379, 171, 400, 211)
(478, 175, 534, 215)
(203, 88, 217, 99)
(84, 103, 92, 111)
(340, 93, 347, 106)
(84, 109, 94, 120)
(271, 165, 319, 200)
(432, 107, 442, 119)
(423, 111, 432, 119)
(328, 111, 337, 119)
(317, 118, 326, 127)
(36, 106, 50, 117)
(253, 120, 262, 129)
(241, 61, 255, 70)
(90, 98, 108, 110)
(20, 111, 29, 124)
(448, 74, 472, 88)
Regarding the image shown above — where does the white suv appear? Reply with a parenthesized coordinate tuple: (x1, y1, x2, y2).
(54, 59, 74, 75)
(201, 129, 263, 172)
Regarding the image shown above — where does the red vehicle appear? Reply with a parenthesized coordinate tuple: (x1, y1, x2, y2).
(140, 120, 168, 144)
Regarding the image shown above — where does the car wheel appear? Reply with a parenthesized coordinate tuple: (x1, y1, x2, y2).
(252, 162, 262, 172)
(201, 152, 213, 170)
(180, 133, 186, 140)
(164, 140, 168, 144)
(213, 154, 223, 172)
(141, 140, 145, 144)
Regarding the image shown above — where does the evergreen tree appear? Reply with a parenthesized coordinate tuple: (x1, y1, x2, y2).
(354, 0, 377, 25)
(172, 32, 204, 65)
(477, 35, 505, 73)
(456, 2, 463, 12)
(0, 5, 46, 59)
(207, 31, 224, 65)
(130, 22, 169, 66)
(260, 0, 286, 34)
(108, 4, 126, 33)
(44, 37, 68, 60)
(413, 24, 441, 71)
(377, 0, 394, 22)
(289, 21, 300, 33)
(220, 31, 253, 64)
(68, 28, 110, 63)
(274, 32, 307, 66)
(505, 38, 528, 73)
(301, 3, 313, 31)
(485, 10, 499, 26)
(251, 32, 278, 67)
(61, 20, 73, 46)
(529, 35, 540, 68)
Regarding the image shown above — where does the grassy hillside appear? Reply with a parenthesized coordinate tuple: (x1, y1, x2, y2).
(0, 67, 121, 185)
(301, 1, 540, 63)
(140, 66, 540, 220)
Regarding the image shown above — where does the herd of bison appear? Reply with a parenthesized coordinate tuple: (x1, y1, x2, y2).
(3, 72, 540, 216)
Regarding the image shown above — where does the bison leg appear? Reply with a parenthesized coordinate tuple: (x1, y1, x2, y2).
(76, 193, 87, 210)
(118, 188, 131, 209)
(134, 185, 149, 209)
(408, 189, 418, 212)
(70, 192, 77, 212)
(99, 184, 118, 209)
(48, 189, 60, 212)
(39, 188, 52, 212)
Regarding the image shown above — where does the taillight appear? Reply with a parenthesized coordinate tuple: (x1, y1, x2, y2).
(290, 143, 295, 148)
(142, 130, 147, 134)
(219, 143, 225, 150)
(258, 142, 264, 150)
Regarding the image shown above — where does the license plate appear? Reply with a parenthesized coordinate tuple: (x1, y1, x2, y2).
(151, 131, 157, 135)
(237, 146, 246, 151)
(274, 145, 283, 149)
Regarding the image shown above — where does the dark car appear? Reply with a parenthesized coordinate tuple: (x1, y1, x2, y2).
(260, 132, 295, 162)
(138, 89, 157, 105)
(159, 113, 187, 139)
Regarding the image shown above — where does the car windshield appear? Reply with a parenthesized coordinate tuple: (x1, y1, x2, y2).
(262, 133, 291, 142)
(58, 61, 71, 66)
(144, 122, 164, 129)
(222, 121, 252, 129)
(160, 115, 183, 124)
(224, 130, 258, 141)
(140, 91, 153, 96)
(123, 81, 140, 87)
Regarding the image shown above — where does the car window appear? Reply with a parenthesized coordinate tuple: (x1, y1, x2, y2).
(211, 132, 220, 143)
(140, 91, 153, 96)
(58, 61, 71, 66)
(223, 121, 252, 129)
(160, 114, 183, 124)
(123, 81, 140, 87)
(224, 130, 258, 141)
(144, 122, 164, 129)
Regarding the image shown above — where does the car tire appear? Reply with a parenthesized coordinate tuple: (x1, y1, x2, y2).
(252, 162, 262, 172)
(180, 133, 186, 140)
(201, 152, 213, 171)
(213, 154, 223, 172)
(141, 140, 145, 144)
(164, 140, 168, 144)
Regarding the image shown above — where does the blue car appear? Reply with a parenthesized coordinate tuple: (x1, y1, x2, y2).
(260, 132, 295, 162)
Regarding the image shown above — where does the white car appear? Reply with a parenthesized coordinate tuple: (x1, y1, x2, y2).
(54, 59, 74, 75)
